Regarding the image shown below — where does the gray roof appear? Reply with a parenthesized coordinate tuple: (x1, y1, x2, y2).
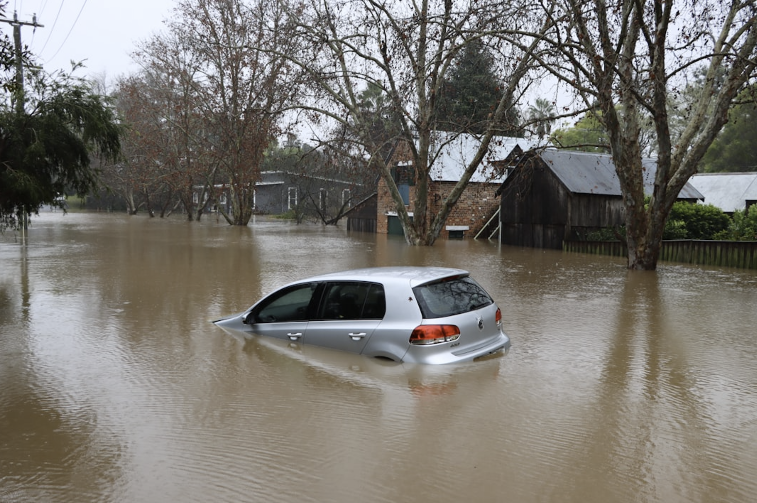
(537, 149, 704, 200)
(688, 172, 757, 212)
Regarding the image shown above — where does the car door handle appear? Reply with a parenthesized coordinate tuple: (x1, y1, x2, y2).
(348, 332, 367, 341)
(287, 332, 303, 341)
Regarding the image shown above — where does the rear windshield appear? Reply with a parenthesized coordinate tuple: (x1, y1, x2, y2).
(412, 276, 493, 319)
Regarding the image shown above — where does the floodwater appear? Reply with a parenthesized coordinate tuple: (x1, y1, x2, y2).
(1, 212, 757, 503)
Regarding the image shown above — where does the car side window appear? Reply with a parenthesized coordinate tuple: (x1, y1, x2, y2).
(318, 282, 385, 320)
(252, 283, 317, 323)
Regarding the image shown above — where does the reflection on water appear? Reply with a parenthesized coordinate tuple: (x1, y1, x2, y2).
(1, 212, 757, 503)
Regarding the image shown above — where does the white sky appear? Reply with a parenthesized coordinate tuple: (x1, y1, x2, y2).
(3, 0, 574, 135)
(5, 0, 176, 81)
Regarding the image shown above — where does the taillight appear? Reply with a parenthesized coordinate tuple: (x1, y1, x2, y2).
(409, 325, 461, 345)
(495, 307, 502, 326)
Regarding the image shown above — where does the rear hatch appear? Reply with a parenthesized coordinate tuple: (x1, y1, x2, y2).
(408, 275, 505, 361)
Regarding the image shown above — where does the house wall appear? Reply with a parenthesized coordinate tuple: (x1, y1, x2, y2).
(377, 176, 416, 234)
(430, 181, 500, 238)
(254, 173, 368, 217)
(255, 185, 287, 214)
(376, 177, 499, 239)
(376, 137, 501, 239)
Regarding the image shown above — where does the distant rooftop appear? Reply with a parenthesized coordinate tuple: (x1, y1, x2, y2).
(689, 172, 757, 212)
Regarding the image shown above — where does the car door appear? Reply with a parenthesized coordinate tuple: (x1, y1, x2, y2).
(245, 282, 320, 342)
(304, 281, 386, 354)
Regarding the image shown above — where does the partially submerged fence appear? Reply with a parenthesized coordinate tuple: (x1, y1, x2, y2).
(563, 240, 757, 269)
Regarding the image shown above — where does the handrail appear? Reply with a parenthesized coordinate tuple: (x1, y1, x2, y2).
(474, 207, 500, 240)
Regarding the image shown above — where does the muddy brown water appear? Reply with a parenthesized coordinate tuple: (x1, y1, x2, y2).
(1, 212, 756, 503)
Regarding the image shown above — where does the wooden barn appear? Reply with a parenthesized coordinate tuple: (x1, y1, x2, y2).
(496, 148, 704, 249)
(345, 192, 378, 233)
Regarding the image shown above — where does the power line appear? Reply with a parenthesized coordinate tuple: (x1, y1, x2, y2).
(38, 0, 66, 54)
(45, 0, 88, 62)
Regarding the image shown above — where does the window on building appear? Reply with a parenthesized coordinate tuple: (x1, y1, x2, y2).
(288, 187, 297, 210)
(392, 163, 414, 205)
(398, 184, 410, 205)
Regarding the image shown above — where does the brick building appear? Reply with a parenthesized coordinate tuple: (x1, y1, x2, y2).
(377, 132, 527, 239)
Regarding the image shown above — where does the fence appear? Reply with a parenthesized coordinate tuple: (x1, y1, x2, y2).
(563, 240, 757, 269)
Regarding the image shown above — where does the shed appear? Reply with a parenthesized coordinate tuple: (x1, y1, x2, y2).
(496, 148, 704, 249)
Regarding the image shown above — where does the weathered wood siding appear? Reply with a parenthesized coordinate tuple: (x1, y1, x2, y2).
(568, 194, 625, 228)
(346, 194, 377, 233)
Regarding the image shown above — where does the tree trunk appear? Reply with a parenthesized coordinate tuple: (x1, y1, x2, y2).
(227, 184, 254, 226)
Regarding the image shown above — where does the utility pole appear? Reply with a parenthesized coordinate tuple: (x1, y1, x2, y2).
(0, 11, 43, 112)
(0, 11, 44, 234)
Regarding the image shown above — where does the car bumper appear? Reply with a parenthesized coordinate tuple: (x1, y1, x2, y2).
(401, 331, 511, 364)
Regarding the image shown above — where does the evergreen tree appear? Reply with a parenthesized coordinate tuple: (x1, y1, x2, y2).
(0, 68, 122, 229)
(701, 100, 757, 172)
(355, 82, 402, 161)
(436, 40, 520, 136)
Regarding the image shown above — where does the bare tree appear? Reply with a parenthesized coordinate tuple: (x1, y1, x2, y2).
(278, 0, 549, 245)
(538, 0, 757, 270)
(167, 0, 305, 226)
(122, 34, 218, 221)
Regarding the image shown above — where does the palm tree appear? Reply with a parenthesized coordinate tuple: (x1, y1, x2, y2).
(527, 98, 556, 140)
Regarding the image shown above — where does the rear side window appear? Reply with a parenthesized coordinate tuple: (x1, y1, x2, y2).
(413, 276, 493, 319)
(318, 282, 386, 320)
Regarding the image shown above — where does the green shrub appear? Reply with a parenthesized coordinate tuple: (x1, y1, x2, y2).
(664, 202, 730, 240)
(714, 206, 757, 241)
(663, 219, 688, 239)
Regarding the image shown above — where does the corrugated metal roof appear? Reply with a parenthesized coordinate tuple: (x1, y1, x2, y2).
(537, 149, 703, 200)
(688, 172, 757, 212)
(426, 131, 531, 183)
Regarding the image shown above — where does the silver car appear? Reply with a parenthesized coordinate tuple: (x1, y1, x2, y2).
(213, 266, 510, 364)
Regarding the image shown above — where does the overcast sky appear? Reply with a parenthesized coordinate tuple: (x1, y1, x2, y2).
(5, 0, 176, 81)
(3, 0, 570, 132)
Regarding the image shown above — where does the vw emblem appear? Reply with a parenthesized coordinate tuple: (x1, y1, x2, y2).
(477, 317, 484, 330)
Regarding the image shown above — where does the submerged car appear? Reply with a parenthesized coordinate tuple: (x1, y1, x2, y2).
(213, 266, 510, 364)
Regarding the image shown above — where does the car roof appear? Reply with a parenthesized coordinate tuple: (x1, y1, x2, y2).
(302, 266, 469, 288)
